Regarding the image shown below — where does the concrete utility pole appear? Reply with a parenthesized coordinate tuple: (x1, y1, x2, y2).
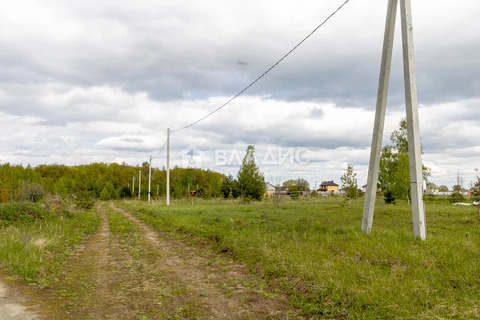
(166, 128, 171, 206)
(362, 0, 426, 240)
(132, 176, 135, 195)
(148, 155, 152, 202)
(138, 170, 141, 201)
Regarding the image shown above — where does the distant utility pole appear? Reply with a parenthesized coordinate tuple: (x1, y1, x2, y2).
(138, 170, 141, 201)
(132, 176, 135, 195)
(362, 0, 426, 240)
(148, 155, 152, 202)
(166, 128, 171, 206)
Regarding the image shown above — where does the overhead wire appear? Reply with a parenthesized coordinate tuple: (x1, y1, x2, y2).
(171, 0, 351, 134)
(149, 0, 350, 159)
(152, 138, 167, 159)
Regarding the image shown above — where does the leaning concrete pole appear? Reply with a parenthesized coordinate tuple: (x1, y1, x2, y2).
(166, 128, 170, 206)
(132, 176, 135, 195)
(138, 170, 141, 200)
(148, 155, 152, 202)
(400, 0, 426, 240)
(362, 0, 426, 240)
(362, 0, 398, 234)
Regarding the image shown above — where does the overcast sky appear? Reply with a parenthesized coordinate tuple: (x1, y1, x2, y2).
(1, 0, 479, 189)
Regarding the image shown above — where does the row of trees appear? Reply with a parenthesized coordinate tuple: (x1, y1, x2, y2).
(0, 145, 267, 203)
(0, 162, 226, 203)
(374, 118, 479, 204)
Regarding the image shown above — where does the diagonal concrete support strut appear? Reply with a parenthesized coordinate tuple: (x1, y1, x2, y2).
(362, 0, 426, 240)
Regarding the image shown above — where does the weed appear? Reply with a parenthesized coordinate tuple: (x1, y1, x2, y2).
(0, 204, 99, 286)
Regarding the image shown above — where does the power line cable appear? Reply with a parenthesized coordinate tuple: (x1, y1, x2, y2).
(171, 0, 351, 133)
(152, 138, 167, 159)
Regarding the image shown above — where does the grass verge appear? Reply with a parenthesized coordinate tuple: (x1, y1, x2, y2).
(117, 197, 480, 319)
(0, 201, 99, 287)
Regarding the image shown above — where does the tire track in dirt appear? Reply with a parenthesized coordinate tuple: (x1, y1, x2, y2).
(28, 202, 196, 319)
(0, 280, 38, 320)
(3, 202, 301, 319)
(30, 202, 124, 319)
(110, 202, 300, 319)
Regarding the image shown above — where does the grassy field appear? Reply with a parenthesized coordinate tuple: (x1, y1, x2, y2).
(0, 200, 99, 287)
(118, 197, 480, 319)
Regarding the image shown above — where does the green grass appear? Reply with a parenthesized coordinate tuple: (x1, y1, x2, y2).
(106, 206, 144, 258)
(0, 201, 99, 286)
(0, 203, 50, 227)
(117, 197, 480, 319)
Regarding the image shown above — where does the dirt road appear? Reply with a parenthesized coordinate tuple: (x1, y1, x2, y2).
(0, 281, 38, 320)
(1, 202, 300, 319)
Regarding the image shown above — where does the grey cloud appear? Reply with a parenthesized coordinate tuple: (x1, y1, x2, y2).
(1, 1, 477, 109)
(310, 107, 325, 118)
(1, 0, 479, 188)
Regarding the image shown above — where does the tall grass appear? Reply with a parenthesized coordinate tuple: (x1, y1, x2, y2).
(0, 202, 99, 286)
(118, 197, 480, 319)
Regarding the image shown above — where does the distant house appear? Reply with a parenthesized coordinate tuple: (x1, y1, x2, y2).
(264, 182, 275, 198)
(275, 186, 288, 196)
(425, 187, 440, 193)
(319, 181, 339, 193)
(362, 184, 367, 193)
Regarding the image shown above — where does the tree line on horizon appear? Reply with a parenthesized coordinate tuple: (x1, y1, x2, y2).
(0, 162, 227, 203)
(0, 145, 268, 204)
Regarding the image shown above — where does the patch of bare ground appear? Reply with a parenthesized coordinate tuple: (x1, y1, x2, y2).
(109, 202, 301, 320)
(0, 279, 39, 320)
(25, 202, 153, 319)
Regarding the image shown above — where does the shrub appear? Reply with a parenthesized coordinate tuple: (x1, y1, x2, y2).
(449, 192, 465, 203)
(119, 186, 132, 198)
(384, 189, 396, 204)
(0, 203, 48, 226)
(74, 192, 95, 210)
(20, 182, 45, 203)
(99, 187, 111, 201)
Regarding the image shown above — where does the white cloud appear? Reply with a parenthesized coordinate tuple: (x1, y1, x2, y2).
(0, 0, 479, 188)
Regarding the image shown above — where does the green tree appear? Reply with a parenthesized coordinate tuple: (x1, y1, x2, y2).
(473, 169, 480, 222)
(118, 186, 132, 198)
(438, 185, 449, 192)
(99, 187, 111, 200)
(450, 172, 466, 203)
(206, 170, 224, 198)
(105, 181, 116, 199)
(19, 182, 45, 202)
(221, 174, 239, 198)
(237, 145, 265, 200)
(341, 164, 358, 199)
(426, 182, 437, 191)
(473, 169, 480, 201)
(378, 118, 430, 201)
(282, 179, 310, 192)
(0, 171, 9, 203)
